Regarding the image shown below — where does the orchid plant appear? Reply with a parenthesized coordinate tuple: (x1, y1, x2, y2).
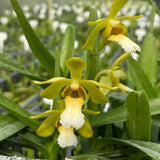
(0, 0, 159, 159)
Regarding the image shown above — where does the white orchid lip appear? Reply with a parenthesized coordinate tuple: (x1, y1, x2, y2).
(108, 34, 141, 53)
(60, 96, 85, 130)
(57, 126, 78, 148)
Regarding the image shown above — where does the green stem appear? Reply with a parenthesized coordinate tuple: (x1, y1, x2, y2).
(149, 0, 156, 33)
(94, 70, 110, 81)
(148, 0, 160, 16)
(83, 7, 99, 80)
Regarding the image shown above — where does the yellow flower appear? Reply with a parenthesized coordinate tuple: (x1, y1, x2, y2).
(33, 57, 117, 130)
(82, 0, 142, 53)
(95, 53, 133, 95)
(30, 105, 99, 148)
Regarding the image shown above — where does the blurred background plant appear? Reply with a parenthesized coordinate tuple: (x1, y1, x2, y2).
(0, 0, 159, 159)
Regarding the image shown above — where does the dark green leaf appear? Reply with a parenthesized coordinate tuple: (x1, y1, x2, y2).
(90, 106, 127, 127)
(139, 32, 158, 87)
(10, 0, 55, 76)
(60, 25, 75, 76)
(0, 95, 40, 131)
(126, 91, 151, 141)
(0, 54, 44, 81)
(128, 58, 157, 98)
(110, 138, 160, 160)
(19, 131, 48, 157)
(90, 97, 160, 127)
(0, 114, 25, 141)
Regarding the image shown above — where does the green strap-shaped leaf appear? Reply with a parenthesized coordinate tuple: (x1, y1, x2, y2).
(10, 0, 55, 76)
(139, 32, 158, 87)
(90, 97, 160, 127)
(19, 131, 48, 157)
(110, 138, 160, 160)
(128, 58, 157, 98)
(126, 91, 151, 141)
(0, 95, 40, 131)
(0, 115, 25, 142)
(90, 105, 127, 127)
(0, 54, 44, 81)
(60, 25, 75, 76)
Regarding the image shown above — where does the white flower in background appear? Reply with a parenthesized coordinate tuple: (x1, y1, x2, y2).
(83, 11, 89, 19)
(41, 3, 47, 13)
(57, 126, 78, 148)
(121, 20, 130, 27)
(75, 7, 83, 14)
(103, 103, 110, 113)
(74, 40, 79, 49)
(139, 5, 147, 13)
(4, 9, 11, 16)
(33, 4, 40, 13)
(53, 3, 59, 9)
(25, 12, 31, 19)
(57, 7, 63, 17)
(20, 35, 30, 52)
(42, 98, 53, 110)
(135, 28, 146, 41)
(128, 8, 136, 16)
(52, 20, 60, 31)
(76, 15, 84, 23)
(22, 5, 29, 12)
(137, 16, 148, 28)
(29, 19, 38, 29)
(0, 32, 7, 53)
(59, 23, 68, 34)
(12, 11, 17, 17)
(63, 5, 71, 12)
(0, 17, 9, 25)
(154, 14, 160, 27)
(131, 52, 139, 61)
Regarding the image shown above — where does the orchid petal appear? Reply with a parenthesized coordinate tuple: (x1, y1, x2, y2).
(78, 117, 93, 138)
(88, 19, 107, 26)
(33, 77, 66, 84)
(108, 34, 141, 53)
(112, 52, 130, 69)
(116, 15, 143, 21)
(80, 80, 117, 90)
(117, 83, 133, 92)
(30, 110, 57, 119)
(100, 76, 112, 95)
(82, 109, 100, 115)
(79, 80, 109, 104)
(40, 79, 71, 99)
(82, 21, 108, 52)
(113, 70, 126, 78)
(65, 57, 86, 80)
(37, 112, 61, 137)
(109, 0, 129, 19)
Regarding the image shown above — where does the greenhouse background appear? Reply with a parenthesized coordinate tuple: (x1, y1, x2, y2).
(0, 0, 160, 159)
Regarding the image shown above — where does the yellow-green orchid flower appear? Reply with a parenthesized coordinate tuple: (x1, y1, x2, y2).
(30, 105, 100, 148)
(33, 57, 117, 130)
(82, 0, 142, 53)
(95, 53, 133, 95)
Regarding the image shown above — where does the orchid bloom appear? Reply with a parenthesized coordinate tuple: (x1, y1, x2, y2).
(33, 57, 117, 130)
(95, 53, 133, 95)
(30, 102, 99, 148)
(82, 0, 142, 53)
